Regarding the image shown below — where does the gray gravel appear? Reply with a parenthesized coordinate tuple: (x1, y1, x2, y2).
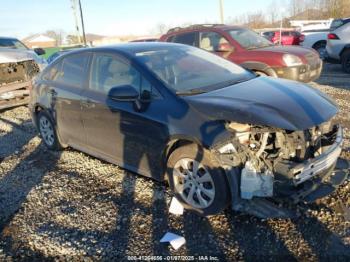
(0, 64, 349, 261)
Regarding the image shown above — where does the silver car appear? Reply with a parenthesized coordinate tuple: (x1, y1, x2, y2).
(326, 18, 350, 73)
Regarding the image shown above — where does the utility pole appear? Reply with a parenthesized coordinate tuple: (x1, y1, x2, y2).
(219, 0, 224, 24)
(71, 0, 82, 44)
(78, 0, 87, 46)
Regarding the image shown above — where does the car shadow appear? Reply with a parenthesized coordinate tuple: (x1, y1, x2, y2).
(0, 117, 36, 162)
(0, 141, 62, 258)
(315, 63, 350, 90)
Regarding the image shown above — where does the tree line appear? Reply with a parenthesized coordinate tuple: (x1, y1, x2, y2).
(227, 0, 350, 29)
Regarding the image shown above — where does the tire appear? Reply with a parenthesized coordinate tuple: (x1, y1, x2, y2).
(313, 41, 327, 60)
(37, 111, 63, 151)
(167, 144, 230, 216)
(254, 71, 268, 77)
(341, 50, 350, 74)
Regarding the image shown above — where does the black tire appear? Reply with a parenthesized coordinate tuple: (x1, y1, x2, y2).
(254, 71, 268, 77)
(313, 41, 327, 60)
(341, 50, 350, 73)
(167, 144, 230, 216)
(37, 111, 63, 151)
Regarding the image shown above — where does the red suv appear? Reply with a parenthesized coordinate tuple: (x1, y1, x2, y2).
(263, 30, 304, 45)
(160, 25, 322, 82)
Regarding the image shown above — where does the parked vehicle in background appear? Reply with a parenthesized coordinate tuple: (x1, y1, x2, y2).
(270, 31, 304, 46)
(0, 36, 46, 110)
(30, 43, 347, 218)
(160, 24, 322, 82)
(326, 18, 350, 73)
(300, 30, 329, 59)
(261, 31, 275, 41)
(129, 37, 158, 42)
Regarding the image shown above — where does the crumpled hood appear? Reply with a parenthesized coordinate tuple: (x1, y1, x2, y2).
(0, 48, 47, 70)
(184, 77, 338, 131)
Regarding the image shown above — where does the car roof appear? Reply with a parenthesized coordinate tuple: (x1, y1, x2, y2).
(63, 42, 188, 57)
(0, 36, 19, 40)
(165, 24, 246, 35)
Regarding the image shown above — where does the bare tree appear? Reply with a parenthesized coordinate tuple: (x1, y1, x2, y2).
(45, 30, 65, 46)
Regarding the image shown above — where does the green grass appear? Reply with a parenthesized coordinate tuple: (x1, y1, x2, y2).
(41, 45, 86, 59)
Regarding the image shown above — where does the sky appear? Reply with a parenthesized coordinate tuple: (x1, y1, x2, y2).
(0, 0, 284, 39)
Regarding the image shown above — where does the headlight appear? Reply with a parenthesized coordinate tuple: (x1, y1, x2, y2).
(282, 54, 303, 66)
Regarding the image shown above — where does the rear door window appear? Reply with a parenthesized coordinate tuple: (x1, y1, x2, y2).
(172, 32, 198, 47)
(58, 53, 89, 88)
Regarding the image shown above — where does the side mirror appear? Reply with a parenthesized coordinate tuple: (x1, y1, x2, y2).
(34, 48, 46, 56)
(108, 85, 139, 102)
(216, 43, 234, 52)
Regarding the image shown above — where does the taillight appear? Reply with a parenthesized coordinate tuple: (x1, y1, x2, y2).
(299, 34, 305, 42)
(328, 33, 340, 40)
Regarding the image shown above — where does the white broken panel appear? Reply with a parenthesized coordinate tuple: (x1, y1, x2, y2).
(160, 232, 186, 250)
(169, 197, 184, 215)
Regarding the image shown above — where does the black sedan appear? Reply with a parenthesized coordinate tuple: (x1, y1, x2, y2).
(30, 43, 347, 217)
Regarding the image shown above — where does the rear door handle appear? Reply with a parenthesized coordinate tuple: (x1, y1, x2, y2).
(81, 99, 95, 109)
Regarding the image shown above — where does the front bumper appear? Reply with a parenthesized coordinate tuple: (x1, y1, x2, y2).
(273, 59, 323, 82)
(0, 81, 31, 110)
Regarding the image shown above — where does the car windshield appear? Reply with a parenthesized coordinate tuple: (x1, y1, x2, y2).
(227, 29, 274, 50)
(0, 38, 28, 50)
(133, 45, 255, 95)
(330, 18, 350, 30)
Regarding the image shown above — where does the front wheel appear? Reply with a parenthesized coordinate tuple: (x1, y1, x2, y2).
(167, 144, 230, 216)
(37, 111, 63, 151)
(341, 50, 350, 73)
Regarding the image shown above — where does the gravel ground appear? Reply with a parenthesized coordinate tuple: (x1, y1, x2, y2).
(0, 64, 349, 261)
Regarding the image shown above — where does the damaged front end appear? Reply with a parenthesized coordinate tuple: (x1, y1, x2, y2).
(0, 60, 40, 110)
(214, 121, 349, 218)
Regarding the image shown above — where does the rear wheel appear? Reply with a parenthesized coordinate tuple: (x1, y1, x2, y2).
(341, 50, 350, 73)
(313, 41, 327, 60)
(167, 144, 230, 216)
(37, 111, 63, 151)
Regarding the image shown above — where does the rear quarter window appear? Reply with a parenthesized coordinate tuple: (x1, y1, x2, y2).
(172, 32, 197, 46)
(330, 18, 350, 30)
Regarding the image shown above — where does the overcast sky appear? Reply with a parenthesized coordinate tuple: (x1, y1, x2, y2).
(0, 0, 285, 39)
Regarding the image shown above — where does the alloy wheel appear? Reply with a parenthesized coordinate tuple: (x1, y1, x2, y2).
(39, 116, 55, 146)
(173, 158, 215, 209)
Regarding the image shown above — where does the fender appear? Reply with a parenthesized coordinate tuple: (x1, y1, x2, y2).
(240, 61, 278, 77)
(340, 44, 350, 57)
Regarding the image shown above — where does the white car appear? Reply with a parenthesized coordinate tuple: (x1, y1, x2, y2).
(0, 37, 47, 110)
(326, 18, 350, 73)
(300, 30, 329, 59)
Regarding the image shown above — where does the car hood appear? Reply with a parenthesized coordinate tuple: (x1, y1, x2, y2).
(184, 77, 338, 131)
(0, 48, 47, 70)
(255, 45, 315, 56)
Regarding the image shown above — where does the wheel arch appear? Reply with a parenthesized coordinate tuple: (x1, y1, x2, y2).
(162, 136, 205, 181)
(340, 44, 350, 58)
(240, 61, 277, 77)
(312, 40, 326, 49)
